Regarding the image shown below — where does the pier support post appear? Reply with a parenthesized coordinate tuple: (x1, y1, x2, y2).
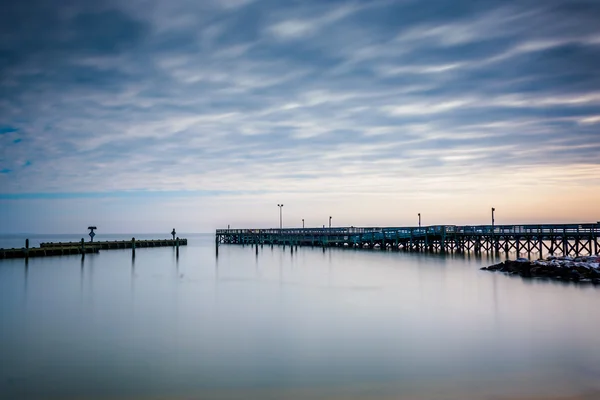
(594, 223, 599, 255)
(215, 236, 219, 257)
(594, 223, 600, 256)
(80, 238, 85, 257)
(441, 227, 446, 254)
(25, 238, 29, 259)
(132, 237, 136, 258)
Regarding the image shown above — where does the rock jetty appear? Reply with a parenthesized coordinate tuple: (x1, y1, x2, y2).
(481, 256, 600, 284)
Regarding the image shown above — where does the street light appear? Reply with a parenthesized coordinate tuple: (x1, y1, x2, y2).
(418, 213, 421, 228)
(302, 219, 304, 229)
(277, 204, 284, 230)
(329, 216, 332, 229)
(492, 207, 495, 228)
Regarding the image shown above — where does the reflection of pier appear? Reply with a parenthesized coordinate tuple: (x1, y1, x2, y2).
(216, 224, 600, 257)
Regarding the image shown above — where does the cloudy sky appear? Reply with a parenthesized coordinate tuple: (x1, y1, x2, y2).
(1, 0, 599, 233)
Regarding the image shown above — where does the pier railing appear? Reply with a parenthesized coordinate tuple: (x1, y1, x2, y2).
(217, 223, 600, 236)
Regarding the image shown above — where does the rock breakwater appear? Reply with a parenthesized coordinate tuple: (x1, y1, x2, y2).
(481, 256, 600, 284)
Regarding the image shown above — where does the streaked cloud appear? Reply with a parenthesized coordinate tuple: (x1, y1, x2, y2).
(0, 0, 599, 232)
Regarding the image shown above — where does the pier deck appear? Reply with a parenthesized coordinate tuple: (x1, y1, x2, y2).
(216, 224, 600, 257)
(0, 238, 187, 259)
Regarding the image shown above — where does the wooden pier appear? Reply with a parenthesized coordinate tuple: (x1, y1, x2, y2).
(216, 224, 600, 257)
(0, 238, 187, 259)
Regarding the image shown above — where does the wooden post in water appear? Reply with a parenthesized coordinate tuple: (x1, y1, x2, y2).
(25, 238, 29, 259)
(132, 237, 136, 258)
(80, 238, 85, 257)
(441, 227, 446, 254)
(595, 223, 599, 255)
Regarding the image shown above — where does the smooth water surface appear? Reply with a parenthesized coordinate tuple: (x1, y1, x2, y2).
(1, 234, 599, 400)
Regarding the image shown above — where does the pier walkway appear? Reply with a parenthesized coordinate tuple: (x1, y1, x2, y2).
(216, 224, 600, 257)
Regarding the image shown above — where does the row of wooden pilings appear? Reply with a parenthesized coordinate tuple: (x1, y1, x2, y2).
(0, 238, 186, 260)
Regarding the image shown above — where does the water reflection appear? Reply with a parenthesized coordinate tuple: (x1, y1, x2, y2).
(1, 235, 599, 400)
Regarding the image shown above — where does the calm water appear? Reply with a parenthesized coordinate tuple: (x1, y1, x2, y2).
(1, 234, 599, 400)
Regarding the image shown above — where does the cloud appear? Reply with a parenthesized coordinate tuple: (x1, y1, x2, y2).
(267, 2, 366, 40)
(1, 0, 600, 231)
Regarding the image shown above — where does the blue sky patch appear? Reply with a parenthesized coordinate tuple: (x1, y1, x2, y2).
(0, 126, 18, 135)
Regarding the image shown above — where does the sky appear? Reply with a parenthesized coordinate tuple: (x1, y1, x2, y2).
(1, 0, 599, 234)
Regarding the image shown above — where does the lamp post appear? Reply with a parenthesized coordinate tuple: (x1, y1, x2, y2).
(418, 213, 421, 228)
(491, 207, 495, 229)
(302, 219, 304, 229)
(277, 204, 284, 230)
(329, 216, 332, 229)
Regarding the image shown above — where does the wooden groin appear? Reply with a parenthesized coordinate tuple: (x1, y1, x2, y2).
(40, 238, 187, 250)
(216, 224, 600, 258)
(0, 246, 99, 259)
(0, 238, 187, 260)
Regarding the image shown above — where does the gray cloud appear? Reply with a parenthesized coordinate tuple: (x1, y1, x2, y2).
(1, 0, 599, 202)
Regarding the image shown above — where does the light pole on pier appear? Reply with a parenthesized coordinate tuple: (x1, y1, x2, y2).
(491, 207, 495, 229)
(329, 216, 332, 229)
(418, 213, 421, 228)
(302, 219, 304, 229)
(277, 204, 284, 230)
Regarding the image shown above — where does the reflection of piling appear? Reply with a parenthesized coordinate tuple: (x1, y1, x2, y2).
(215, 236, 219, 257)
(80, 238, 85, 258)
(25, 238, 29, 260)
(176, 237, 180, 258)
(132, 237, 136, 258)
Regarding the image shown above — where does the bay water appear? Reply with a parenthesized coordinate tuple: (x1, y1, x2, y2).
(1, 234, 599, 399)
